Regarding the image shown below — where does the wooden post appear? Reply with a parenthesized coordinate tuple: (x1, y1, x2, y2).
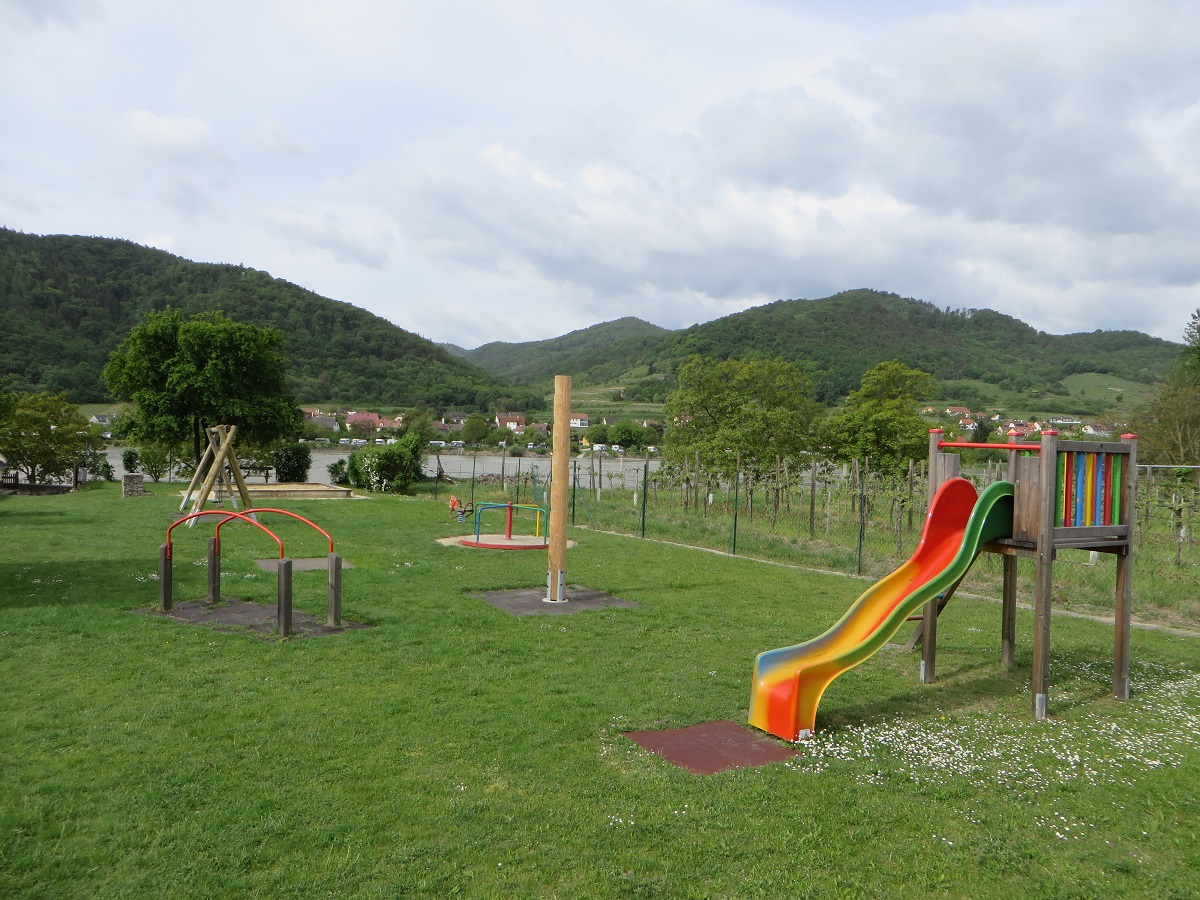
(327, 552, 343, 627)
(158, 543, 172, 611)
(277, 557, 293, 637)
(927, 429, 943, 506)
(1115, 434, 1138, 701)
(1032, 430, 1059, 719)
(207, 536, 221, 604)
(1001, 554, 1017, 669)
(547, 375, 571, 603)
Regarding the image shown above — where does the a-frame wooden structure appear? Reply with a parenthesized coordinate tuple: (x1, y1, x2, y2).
(179, 424, 254, 521)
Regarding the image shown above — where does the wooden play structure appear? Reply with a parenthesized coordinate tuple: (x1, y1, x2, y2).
(750, 427, 1140, 740)
(920, 428, 1138, 718)
(179, 424, 254, 518)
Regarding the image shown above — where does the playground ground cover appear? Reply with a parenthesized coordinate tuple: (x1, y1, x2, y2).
(1, 483, 1198, 897)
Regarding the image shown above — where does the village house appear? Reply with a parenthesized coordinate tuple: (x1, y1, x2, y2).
(496, 412, 526, 431)
(569, 413, 590, 429)
(346, 411, 383, 432)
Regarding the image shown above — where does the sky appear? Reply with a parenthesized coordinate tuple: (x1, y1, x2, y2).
(2, 0, 1199, 350)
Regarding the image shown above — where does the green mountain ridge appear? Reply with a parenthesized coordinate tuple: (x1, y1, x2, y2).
(0, 229, 1181, 416)
(465, 289, 1181, 406)
(0, 228, 542, 412)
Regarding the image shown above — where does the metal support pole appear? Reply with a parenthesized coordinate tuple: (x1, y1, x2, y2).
(1032, 430, 1059, 719)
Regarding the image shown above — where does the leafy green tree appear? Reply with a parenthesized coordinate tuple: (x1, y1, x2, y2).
(663, 356, 822, 476)
(1132, 368, 1200, 464)
(0, 376, 16, 424)
(584, 422, 609, 446)
(0, 391, 101, 483)
(460, 413, 492, 445)
(102, 308, 302, 462)
(139, 444, 171, 482)
(608, 419, 644, 449)
(823, 360, 934, 473)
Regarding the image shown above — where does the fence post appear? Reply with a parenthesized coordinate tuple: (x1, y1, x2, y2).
(641, 458, 649, 538)
(856, 462, 866, 575)
(731, 452, 741, 555)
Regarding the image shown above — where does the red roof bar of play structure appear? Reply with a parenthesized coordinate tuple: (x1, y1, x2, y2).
(214, 508, 334, 555)
(937, 441, 1042, 452)
(166, 510, 284, 559)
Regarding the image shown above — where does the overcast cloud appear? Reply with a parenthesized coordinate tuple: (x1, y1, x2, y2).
(1, 0, 1197, 348)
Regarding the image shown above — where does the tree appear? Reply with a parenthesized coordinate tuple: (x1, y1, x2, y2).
(608, 419, 644, 449)
(663, 356, 822, 477)
(103, 308, 301, 462)
(1133, 368, 1200, 464)
(460, 412, 492, 445)
(823, 360, 934, 474)
(1133, 310, 1200, 465)
(0, 391, 101, 483)
(139, 444, 172, 482)
(584, 422, 609, 446)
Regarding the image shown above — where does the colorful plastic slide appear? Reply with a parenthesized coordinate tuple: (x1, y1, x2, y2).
(749, 477, 1015, 741)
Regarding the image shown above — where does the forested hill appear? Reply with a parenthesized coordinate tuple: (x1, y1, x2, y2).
(0, 229, 542, 411)
(465, 289, 1182, 405)
(657, 290, 1182, 403)
(463, 317, 671, 387)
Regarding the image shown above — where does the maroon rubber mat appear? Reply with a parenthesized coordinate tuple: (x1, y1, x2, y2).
(623, 720, 798, 774)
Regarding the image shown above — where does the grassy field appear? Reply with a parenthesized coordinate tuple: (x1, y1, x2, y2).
(2, 483, 1199, 897)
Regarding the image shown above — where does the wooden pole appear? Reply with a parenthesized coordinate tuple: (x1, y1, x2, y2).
(158, 543, 172, 611)
(1001, 554, 1017, 669)
(207, 536, 221, 604)
(547, 375, 571, 603)
(327, 552, 343, 627)
(277, 557, 293, 637)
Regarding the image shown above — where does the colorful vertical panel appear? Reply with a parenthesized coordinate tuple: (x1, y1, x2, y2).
(1062, 452, 1074, 527)
(1080, 453, 1089, 525)
(1056, 451, 1065, 528)
(1089, 453, 1099, 525)
(1111, 455, 1122, 524)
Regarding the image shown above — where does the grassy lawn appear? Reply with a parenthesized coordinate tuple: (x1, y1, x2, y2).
(2, 483, 1199, 897)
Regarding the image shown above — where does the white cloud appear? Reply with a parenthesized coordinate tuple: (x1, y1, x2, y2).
(0, 0, 1197, 348)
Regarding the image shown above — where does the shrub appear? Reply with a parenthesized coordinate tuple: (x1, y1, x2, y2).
(139, 444, 170, 482)
(84, 448, 115, 482)
(121, 448, 140, 474)
(346, 433, 425, 493)
(327, 459, 349, 485)
(273, 443, 312, 483)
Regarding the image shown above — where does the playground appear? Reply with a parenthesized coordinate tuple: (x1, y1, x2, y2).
(2, 444, 1199, 894)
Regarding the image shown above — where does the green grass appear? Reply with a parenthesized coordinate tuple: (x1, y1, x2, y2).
(2, 483, 1199, 897)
